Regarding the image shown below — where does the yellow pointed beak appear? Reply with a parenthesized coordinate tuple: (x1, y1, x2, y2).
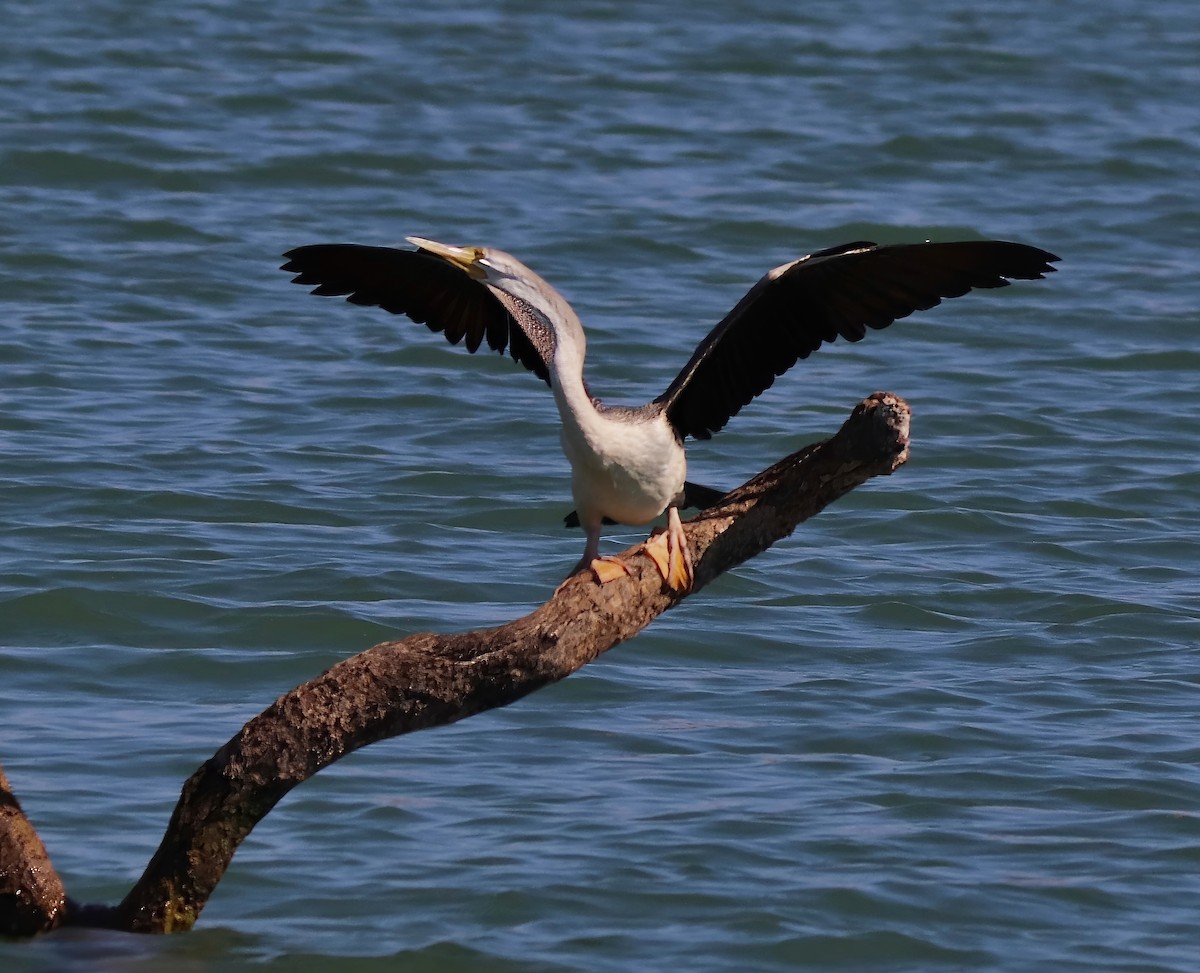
(406, 236, 487, 279)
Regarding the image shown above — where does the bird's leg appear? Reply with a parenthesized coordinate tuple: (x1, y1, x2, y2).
(557, 512, 693, 592)
(555, 553, 634, 592)
(640, 506, 694, 593)
(554, 521, 633, 593)
(583, 519, 635, 584)
(590, 556, 635, 584)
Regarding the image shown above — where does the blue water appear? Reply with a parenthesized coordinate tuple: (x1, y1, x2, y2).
(3, 1, 1198, 970)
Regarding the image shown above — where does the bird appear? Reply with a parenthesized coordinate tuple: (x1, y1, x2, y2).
(281, 235, 1058, 592)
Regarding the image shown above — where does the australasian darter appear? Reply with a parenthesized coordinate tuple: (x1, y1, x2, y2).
(281, 236, 1058, 592)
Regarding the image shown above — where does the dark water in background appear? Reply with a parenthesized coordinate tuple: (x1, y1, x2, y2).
(2, 1, 1198, 970)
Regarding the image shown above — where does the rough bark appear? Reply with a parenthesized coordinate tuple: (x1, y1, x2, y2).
(1, 391, 910, 936)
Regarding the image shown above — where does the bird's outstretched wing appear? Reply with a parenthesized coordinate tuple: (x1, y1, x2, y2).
(281, 243, 552, 385)
(656, 240, 1060, 440)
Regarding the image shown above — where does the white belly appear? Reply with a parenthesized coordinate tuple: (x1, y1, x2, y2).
(559, 410, 686, 528)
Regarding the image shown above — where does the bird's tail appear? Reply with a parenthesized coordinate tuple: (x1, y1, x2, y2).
(679, 480, 727, 511)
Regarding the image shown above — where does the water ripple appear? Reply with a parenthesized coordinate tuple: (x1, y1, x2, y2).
(3, 0, 1199, 970)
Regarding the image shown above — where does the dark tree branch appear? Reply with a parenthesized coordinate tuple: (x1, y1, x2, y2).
(2, 392, 910, 936)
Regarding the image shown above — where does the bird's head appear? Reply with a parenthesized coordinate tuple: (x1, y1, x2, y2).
(408, 236, 547, 290)
(407, 236, 494, 280)
(406, 236, 576, 329)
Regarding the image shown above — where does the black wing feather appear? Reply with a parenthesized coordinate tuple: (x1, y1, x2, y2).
(657, 240, 1059, 440)
(280, 243, 552, 386)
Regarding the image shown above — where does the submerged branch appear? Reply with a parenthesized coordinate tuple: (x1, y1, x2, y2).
(1, 765, 67, 936)
(2, 392, 910, 936)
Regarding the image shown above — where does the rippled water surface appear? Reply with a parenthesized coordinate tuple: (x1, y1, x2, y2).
(3, 1, 1198, 970)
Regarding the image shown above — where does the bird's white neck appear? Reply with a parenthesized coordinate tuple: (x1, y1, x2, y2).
(549, 320, 597, 431)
